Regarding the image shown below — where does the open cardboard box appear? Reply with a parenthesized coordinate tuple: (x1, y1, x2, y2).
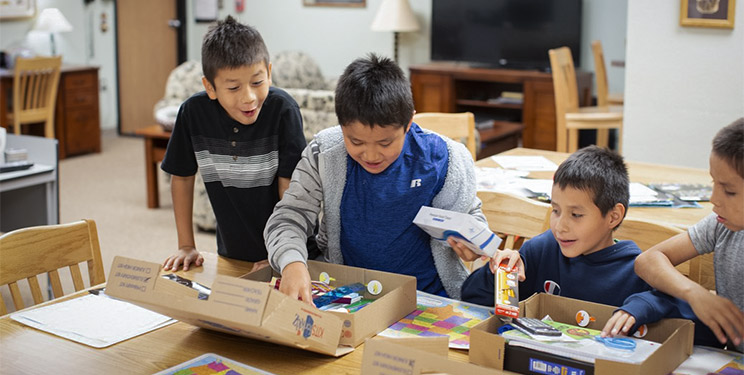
(105, 256, 416, 356)
(469, 293, 694, 375)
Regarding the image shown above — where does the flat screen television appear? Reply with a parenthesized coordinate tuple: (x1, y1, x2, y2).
(431, 0, 582, 71)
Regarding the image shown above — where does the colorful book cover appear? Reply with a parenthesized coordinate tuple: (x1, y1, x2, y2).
(376, 290, 493, 349)
(153, 353, 275, 375)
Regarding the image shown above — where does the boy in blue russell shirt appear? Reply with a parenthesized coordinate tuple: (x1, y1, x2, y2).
(161, 16, 307, 271)
(602, 118, 744, 352)
(264, 53, 484, 302)
(461, 146, 651, 307)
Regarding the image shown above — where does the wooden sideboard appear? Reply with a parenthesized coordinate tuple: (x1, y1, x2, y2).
(410, 63, 592, 151)
(0, 65, 101, 159)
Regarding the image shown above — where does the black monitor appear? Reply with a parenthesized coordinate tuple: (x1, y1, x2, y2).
(431, 0, 582, 71)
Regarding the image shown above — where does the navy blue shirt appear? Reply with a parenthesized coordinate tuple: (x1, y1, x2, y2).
(462, 229, 652, 306)
(340, 123, 449, 295)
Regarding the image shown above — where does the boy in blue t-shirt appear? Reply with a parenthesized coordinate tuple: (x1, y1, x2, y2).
(264, 54, 484, 301)
(461, 146, 651, 307)
(161, 16, 307, 271)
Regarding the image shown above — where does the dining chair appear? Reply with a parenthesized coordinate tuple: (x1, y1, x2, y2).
(0, 219, 105, 315)
(467, 191, 551, 272)
(7, 56, 62, 139)
(614, 217, 714, 290)
(413, 112, 477, 160)
(591, 40, 624, 107)
(549, 47, 623, 153)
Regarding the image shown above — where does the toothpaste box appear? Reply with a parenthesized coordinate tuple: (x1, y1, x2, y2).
(413, 206, 501, 258)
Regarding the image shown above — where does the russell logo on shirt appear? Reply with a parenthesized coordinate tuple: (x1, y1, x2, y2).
(410, 179, 422, 188)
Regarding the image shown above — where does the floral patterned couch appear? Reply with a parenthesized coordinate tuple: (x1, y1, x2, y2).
(153, 51, 338, 232)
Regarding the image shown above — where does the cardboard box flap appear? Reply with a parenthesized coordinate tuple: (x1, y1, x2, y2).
(469, 317, 506, 369)
(261, 287, 343, 355)
(206, 275, 270, 327)
(361, 338, 502, 375)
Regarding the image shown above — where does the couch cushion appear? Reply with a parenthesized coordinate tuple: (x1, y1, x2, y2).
(271, 51, 328, 90)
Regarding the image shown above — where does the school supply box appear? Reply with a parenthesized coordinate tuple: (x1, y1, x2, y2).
(413, 206, 502, 257)
(105, 256, 416, 357)
(469, 293, 694, 375)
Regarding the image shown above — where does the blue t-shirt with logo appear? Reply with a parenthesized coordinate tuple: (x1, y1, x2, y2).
(340, 123, 449, 296)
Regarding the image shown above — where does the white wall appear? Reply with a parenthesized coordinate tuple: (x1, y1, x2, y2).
(0, 0, 118, 130)
(623, 0, 744, 169)
(581, 0, 628, 94)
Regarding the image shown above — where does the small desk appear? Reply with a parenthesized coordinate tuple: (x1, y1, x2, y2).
(135, 124, 171, 209)
(0, 134, 59, 232)
(477, 148, 713, 229)
(0, 252, 474, 374)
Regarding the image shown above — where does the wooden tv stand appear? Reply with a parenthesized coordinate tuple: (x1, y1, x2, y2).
(410, 63, 592, 153)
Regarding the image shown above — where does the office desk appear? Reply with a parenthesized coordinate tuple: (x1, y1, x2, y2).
(0, 134, 58, 232)
(478, 148, 713, 229)
(135, 124, 171, 209)
(0, 252, 473, 374)
(0, 65, 101, 159)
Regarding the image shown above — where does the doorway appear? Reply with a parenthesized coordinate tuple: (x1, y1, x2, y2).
(115, 0, 186, 134)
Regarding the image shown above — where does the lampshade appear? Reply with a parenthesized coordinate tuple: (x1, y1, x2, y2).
(33, 8, 73, 33)
(370, 0, 419, 32)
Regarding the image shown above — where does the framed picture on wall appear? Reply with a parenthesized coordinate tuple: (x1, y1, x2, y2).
(303, 0, 366, 7)
(680, 0, 736, 28)
(0, 0, 36, 20)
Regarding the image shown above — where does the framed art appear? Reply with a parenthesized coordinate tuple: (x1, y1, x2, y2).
(680, 0, 736, 28)
(303, 0, 365, 7)
(0, 0, 36, 20)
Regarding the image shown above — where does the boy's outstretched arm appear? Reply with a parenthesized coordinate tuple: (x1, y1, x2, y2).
(636, 232, 744, 346)
(163, 175, 204, 271)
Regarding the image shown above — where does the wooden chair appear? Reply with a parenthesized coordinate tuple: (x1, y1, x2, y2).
(413, 112, 477, 160)
(0, 220, 105, 315)
(614, 217, 714, 290)
(467, 191, 551, 271)
(591, 40, 624, 107)
(549, 47, 623, 153)
(7, 56, 62, 139)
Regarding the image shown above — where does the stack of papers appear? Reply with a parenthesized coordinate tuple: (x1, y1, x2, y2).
(491, 155, 558, 172)
(11, 293, 175, 348)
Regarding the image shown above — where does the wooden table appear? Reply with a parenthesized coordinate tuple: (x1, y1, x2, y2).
(0, 252, 474, 374)
(478, 148, 713, 229)
(134, 124, 172, 209)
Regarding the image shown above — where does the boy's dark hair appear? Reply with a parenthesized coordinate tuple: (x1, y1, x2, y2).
(335, 53, 414, 128)
(201, 16, 269, 86)
(553, 145, 629, 226)
(712, 118, 744, 179)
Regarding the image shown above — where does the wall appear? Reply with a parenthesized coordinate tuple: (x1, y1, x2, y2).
(0, 0, 118, 130)
(623, 0, 744, 169)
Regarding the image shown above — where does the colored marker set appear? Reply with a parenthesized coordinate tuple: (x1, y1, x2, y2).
(270, 278, 376, 313)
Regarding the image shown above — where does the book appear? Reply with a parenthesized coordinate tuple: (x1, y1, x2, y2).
(501, 319, 660, 364)
(153, 353, 275, 375)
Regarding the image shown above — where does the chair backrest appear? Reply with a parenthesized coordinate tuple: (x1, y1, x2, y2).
(413, 112, 477, 159)
(614, 217, 714, 290)
(591, 40, 610, 107)
(548, 47, 579, 152)
(11, 56, 62, 138)
(0, 219, 105, 315)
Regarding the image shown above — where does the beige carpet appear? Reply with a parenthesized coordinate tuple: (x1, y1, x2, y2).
(59, 129, 217, 279)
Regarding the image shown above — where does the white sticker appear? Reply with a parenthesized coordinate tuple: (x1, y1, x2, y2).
(367, 280, 383, 295)
(319, 272, 335, 284)
(633, 324, 648, 338)
(575, 310, 594, 327)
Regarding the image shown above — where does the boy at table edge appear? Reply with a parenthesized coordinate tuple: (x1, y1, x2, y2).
(461, 145, 652, 308)
(602, 118, 744, 352)
(264, 53, 483, 301)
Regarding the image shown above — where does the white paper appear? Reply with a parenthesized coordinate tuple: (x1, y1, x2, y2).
(491, 155, 558, 172)
(672, 345, 743, 375)
(11, 293, 175, 348)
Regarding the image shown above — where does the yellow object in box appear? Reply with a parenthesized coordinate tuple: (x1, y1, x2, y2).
(494, 260, 519, 318)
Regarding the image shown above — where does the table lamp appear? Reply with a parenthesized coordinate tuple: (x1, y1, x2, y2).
(370, 0, 419, 63)
(33, 8, 73, 56)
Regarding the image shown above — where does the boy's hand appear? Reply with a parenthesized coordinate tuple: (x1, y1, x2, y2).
(688, 289, 744, 346)
(601, 310, 636, 337)
(447, 237, 480, 261)
(490, 249, 525, 281)
(163, 246, 204, 271)
(280, 262, 314, 304)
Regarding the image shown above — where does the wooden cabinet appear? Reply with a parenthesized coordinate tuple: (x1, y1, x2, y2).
(410, 63, 592, 152)
(55, 67, 101, 159)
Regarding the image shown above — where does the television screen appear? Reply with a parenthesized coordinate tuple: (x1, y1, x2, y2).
(431, 0, 582, 71)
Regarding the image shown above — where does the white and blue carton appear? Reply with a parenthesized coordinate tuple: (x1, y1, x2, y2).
(413, 206, 502, 258)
